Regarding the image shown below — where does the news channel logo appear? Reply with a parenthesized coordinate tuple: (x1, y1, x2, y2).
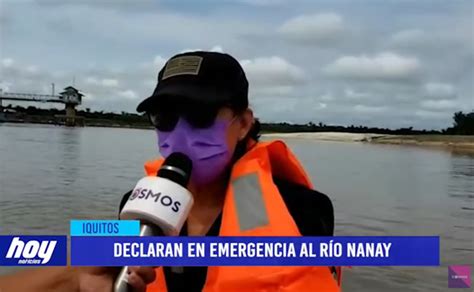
(448, 265, 471, 289)
(0, 236, 67, 266)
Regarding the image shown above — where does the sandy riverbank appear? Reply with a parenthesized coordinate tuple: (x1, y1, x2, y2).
(263, 132, 385, 142)
(263, 132, 474, 153)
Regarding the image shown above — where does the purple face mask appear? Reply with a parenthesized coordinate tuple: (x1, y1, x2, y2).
(157, 118, 233, 186)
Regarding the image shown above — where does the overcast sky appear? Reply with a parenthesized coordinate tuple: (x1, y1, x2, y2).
(0, 0, 472, 129)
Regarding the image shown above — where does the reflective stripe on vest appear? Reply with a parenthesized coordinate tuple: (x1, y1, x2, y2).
(232, 172, 269, 231)
(144, 140, 341, 292)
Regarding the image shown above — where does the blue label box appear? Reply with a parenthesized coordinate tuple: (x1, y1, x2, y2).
(70, 220, 140, 236)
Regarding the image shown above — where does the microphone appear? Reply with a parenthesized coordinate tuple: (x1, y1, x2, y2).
(114, 153, 193, 292)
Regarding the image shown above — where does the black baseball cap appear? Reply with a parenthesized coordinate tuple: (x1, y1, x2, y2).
(137, 51, 249, 113)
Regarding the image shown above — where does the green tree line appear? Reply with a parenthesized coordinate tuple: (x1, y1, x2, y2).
(443, 111, 474, 135)
(2, 105, 473, 135)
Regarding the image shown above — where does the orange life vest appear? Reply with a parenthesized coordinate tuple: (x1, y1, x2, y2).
(144, 140, 341, 292)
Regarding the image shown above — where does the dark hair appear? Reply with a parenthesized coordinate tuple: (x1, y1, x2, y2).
(232, 118, 261, 162)
(247, 118, 261, 141)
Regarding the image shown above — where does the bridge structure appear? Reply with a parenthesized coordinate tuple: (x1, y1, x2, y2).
(0, 86, 84, 126)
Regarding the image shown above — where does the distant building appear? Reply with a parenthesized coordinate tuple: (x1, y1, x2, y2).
(59, 86, 83, 105)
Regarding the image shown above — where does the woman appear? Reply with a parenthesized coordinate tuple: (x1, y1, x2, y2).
(119, 51, 341, 291)
(0, 51, 340, 292)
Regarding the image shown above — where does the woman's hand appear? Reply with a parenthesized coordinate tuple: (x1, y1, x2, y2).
(126, 266, 157, 292)
(78, 266, 156, 292)
(0, 266, 156, 292)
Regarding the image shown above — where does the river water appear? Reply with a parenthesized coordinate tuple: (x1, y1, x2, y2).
(0, 124, 472, 291)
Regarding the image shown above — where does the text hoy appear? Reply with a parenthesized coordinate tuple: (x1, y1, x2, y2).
(5, 237, 57, 264)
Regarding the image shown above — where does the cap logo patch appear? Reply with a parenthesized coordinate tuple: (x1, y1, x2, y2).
(162, 56, 203, 80)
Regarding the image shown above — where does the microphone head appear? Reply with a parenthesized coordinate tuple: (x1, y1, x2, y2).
(157, 152, 192, 187)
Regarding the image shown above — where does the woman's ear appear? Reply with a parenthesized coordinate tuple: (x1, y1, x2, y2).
(239, 108, 254, 141)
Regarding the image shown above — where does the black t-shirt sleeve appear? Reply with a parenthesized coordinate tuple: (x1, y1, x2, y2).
(273, 178, 334, 236)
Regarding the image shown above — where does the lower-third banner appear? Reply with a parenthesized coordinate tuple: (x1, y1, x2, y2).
(71, 236, 439, 266)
